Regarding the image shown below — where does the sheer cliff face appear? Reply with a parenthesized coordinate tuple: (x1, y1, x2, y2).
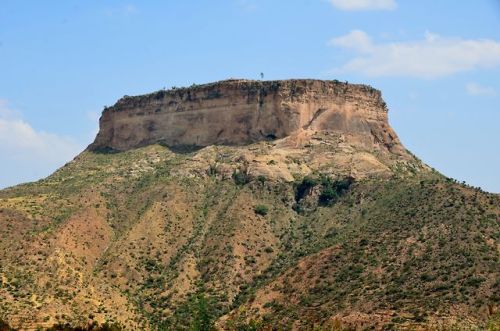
(89, 79, 404, 154)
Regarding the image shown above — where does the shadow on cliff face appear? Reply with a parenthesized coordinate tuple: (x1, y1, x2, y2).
(89, 143, 205, 155)
(163, 143, 205, 154)
(88, 146, 121, 154)
(46, 324, 122, 331)
(291, 175, 355, 214)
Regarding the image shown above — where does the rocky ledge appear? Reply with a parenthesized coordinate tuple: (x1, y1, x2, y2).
(88, 79, 403, 154)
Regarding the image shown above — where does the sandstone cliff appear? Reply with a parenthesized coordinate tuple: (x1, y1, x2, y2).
(89, 79, 404, 155)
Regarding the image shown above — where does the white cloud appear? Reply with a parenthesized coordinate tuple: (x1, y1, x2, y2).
(328, 30, 500, 78)
(328, 29, 374, 53)
(329, 0, 396, 11)
(0, 99, 20, 119)
(0, 100, 84, 188)
(465, 82, 496, 96)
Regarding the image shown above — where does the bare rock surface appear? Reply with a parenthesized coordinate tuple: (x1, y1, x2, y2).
(89, 79, 404, 156)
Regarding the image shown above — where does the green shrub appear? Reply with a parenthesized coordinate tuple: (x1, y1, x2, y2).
(257, 175, 267, 184)
(233, 170, 250, 186)
(319, 176, 354, 206)
(254, 205, 269, 216)
(294, 176, 318, 202)
(319, 186, 337, 204)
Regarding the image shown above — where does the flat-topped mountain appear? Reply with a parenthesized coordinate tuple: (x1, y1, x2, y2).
(0, 79, 498, 330)
(89, 79, 403, 155)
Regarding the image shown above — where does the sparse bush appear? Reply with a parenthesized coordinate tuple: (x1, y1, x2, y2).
(254, 205, 269, 216)
(318, 186, 337, 204)
(318, 176, 354, 206)
(233, 170, 250, 186)
(257, 175, 267, 184)
(294, 176, 318, 202)
(264, 246, 274, 253)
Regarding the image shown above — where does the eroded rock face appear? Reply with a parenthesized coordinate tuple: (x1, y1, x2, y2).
(88, 79, 403, 153)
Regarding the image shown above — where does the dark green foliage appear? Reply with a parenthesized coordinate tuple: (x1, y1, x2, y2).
(318, 186, 337, 204)
(318, 175, 354, 206)
(254, 205, 269, 216)
(157, 285, 226, 330)
(232, 170, 250, 186)
(294, 176, 318, 202)
(143, 259, 162, 272)
(264, 246, 274, 253)
(420, 273, 435, 282)
(206, 90, 222, 100)
(463, 277, 485, 288)
(268, 81, 281, 92)
(294, 175, 354, 207)
(190, 292, 213, 331)
(154, 90, 166, 100)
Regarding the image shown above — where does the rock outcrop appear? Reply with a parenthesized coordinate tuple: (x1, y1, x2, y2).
(89, 79, 403, 154)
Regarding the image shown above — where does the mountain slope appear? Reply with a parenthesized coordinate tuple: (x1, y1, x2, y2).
(0, 80, 498, 330)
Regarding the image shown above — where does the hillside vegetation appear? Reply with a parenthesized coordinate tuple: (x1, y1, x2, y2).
(0, 141, 498, 330)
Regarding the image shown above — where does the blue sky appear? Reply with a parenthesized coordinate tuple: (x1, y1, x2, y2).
(1, 0, 499, 192)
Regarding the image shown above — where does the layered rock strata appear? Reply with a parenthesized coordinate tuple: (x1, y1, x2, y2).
(89, 79, 403, 154)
